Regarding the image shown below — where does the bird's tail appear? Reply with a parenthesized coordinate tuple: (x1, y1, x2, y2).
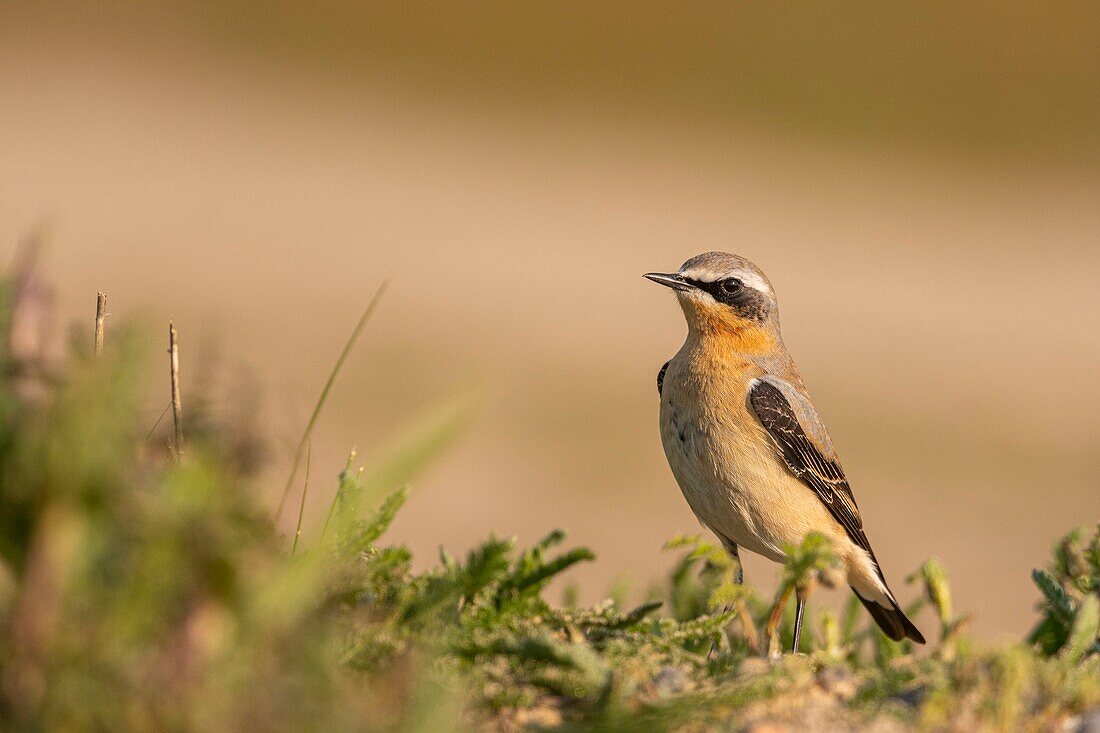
(853, 589, 926, 644)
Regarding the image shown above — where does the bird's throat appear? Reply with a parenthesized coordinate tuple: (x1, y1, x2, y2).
(684, 307, 775, 356)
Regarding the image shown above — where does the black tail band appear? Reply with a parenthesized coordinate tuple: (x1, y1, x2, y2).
(854, 590, 926, 644)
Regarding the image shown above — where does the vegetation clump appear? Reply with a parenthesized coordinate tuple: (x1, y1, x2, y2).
(0, 269, 1097, 731)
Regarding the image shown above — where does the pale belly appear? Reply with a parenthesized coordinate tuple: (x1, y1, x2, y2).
(656, 351, 891, 605)
(658, 365, 848, 566)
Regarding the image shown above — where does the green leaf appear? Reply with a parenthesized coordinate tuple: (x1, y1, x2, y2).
(617, 599, 664, 627)
(666, 607, 739, 645)
(532, 529, 566, 553)
(779, 532, 841, 595)
(841, 595, 862, 645)
(344, 486, 409, 554)
(323, 395, 475, 550)
(919, 558, 953, 627)
(499, 546, 595, 598)
(662, 534, 703, 551)
(1032, 569, 1074, 627)
(1085, 526, 1100, 579)
(1061, 593, 1099, 662)
(707, 581, 749, 611)
(1054, 527, 1086, 582)
(458, 536, 514, 601)
(1027, 615, 1067, 656)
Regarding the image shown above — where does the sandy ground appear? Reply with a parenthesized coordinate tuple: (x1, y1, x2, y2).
(1, 11, 1098, 641)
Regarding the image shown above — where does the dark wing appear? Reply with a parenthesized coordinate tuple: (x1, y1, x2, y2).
(657, 361, 669, 396)
(747, 379, 875, 562)
(749, 379, 926, 644)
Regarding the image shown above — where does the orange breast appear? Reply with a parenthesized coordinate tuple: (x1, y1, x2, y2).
(686, 301, 775, 355)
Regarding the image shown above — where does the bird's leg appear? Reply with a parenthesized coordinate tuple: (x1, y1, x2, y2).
(728, 551, 744, 587)
(720, 538, 744, 585)
(765, 585, 793, 658)
(792, 590, 806, 653)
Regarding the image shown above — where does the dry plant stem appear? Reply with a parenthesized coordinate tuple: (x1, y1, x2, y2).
(737, 600, 761, 654)
(273, 280, 389, 524)
(291, 441, 312, 556)
(169, 321, 183, 460)
(766, 585, 793, 658)
(94, 292, 107, 356)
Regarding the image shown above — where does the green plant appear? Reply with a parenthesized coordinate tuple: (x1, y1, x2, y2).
(1028, 524, 1100, 660)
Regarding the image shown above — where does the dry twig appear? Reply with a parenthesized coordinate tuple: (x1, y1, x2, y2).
(169, 321, 183, 460)
(94, 292, 107, 356)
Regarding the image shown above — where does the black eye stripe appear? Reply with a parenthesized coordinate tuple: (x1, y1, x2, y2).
(683, 277, 742, 300)
(683, 276, 768, 321)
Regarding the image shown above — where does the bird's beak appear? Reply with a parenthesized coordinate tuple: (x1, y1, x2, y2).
(644, 272, 693, 291)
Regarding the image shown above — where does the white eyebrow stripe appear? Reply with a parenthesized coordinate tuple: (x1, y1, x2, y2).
(678, 267, 772, 295)
(738, 271, 772, 295)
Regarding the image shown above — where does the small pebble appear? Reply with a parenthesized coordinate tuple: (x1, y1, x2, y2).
(1075, 709, 1100, 733)
(742, 723, 791, 733)
(739, 657, 772, 677)
(653, 666, 689, 696)
(816, 665, 857, 700)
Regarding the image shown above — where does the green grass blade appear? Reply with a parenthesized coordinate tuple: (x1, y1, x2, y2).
(274, 280, 388, 523)
(290, 440, 312, 556)
(359, 393, 477, 498)
(322, 394, 476, 551)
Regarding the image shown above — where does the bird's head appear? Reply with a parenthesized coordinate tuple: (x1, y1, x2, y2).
(645, 252, 779, 346)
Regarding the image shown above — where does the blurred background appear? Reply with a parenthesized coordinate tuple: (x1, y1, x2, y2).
(1, 2, 1097, 641)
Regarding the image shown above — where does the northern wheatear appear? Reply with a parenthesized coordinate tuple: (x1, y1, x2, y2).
(646, 252, 924, 651)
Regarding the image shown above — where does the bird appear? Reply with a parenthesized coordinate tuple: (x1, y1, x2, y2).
(645, 252, 924, 652)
